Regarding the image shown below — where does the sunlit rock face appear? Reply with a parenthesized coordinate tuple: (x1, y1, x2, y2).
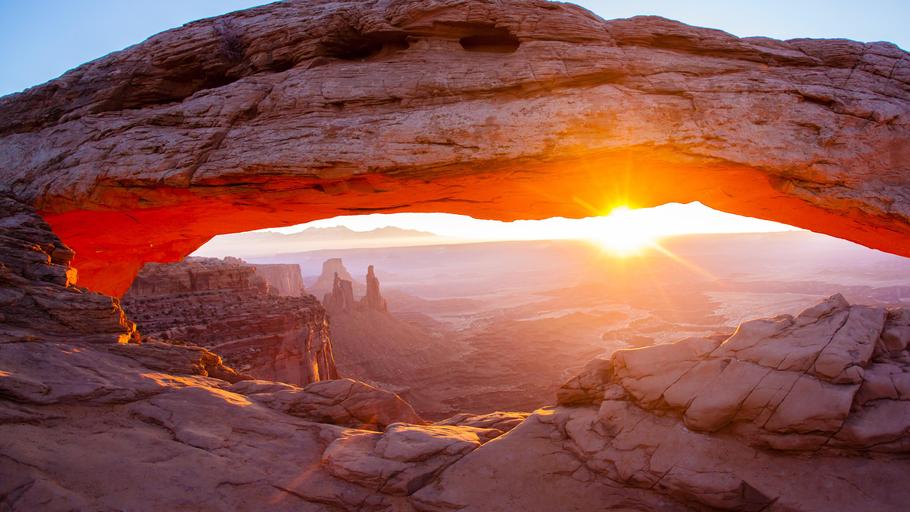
(0, 0, 907, 296)
(122, 257, 338, 386)
(0, 194, 247, 396)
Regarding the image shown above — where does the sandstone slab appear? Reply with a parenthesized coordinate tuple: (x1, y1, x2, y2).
(232, 377, 424, 430)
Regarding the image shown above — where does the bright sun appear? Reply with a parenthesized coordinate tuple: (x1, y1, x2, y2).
(590, 206, 659, 256)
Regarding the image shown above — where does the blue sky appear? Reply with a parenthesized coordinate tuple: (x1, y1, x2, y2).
(0, 0, 908, 96)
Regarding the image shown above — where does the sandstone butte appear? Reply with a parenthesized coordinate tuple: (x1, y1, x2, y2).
(0, 0, 907, 296)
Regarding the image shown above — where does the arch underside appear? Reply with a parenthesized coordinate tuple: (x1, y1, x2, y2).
(0, 1, 907, 296)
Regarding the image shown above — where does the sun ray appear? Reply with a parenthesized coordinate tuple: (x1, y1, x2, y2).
(588, 205, 659, 257)
(650, 243, 717, 281)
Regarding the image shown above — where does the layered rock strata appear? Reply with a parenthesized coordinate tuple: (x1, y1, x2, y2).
(0, 1, 906, 295)
(0, 195, 136, 345)
(122, 257, 338, 386)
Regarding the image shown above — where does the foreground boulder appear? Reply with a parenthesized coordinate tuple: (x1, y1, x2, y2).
(323, 423, 484, 496)
(231, 378, 425, 430)
(0, 1, 907, 295)
(560, 294, 910, 452)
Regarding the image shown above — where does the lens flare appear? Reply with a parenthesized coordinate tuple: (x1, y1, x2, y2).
(590, 206, 658, 256)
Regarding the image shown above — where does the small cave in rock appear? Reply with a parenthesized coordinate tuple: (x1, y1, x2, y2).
(459, 26, 521, 53)
(321, 29, 411, 61)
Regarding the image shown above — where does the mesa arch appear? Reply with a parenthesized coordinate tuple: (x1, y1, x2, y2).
(0, 0, 908, 297)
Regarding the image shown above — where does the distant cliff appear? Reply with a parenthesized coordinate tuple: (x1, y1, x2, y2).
(311, 258, 358, 297)
(252, 263, 306, 297)
(123, 257, 337, 385)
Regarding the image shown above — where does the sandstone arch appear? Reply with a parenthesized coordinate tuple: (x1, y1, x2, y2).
(0, 0, 908, 296)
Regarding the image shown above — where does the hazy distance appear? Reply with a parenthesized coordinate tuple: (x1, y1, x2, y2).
(193, 201, 797, 258)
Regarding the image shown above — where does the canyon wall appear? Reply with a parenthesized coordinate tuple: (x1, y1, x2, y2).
(122, 257, 337, 386)
(252, 263, 306, 297)
(0, 0, 905, 295)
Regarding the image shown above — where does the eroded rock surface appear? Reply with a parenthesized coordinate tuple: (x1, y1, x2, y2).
(122, 257, 338, 386)
(0, 0, 906, 295)
(435, 411, 530, 442)
(559, 294, 910, 452)
(232, 377, 424, 430)
(323, 423, 484, 496)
